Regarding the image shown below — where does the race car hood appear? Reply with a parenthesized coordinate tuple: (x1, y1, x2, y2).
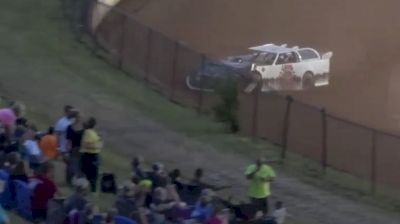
(219, 54, 254, 71)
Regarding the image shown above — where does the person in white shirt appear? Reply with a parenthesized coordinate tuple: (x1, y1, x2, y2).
(54, 105, 75, 154)
(23, 125, 43, 171)
(272, 201, 287, 224)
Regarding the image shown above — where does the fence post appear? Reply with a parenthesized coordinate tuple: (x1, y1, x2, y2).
(281, 96, 293, 162)
(370, 130, 377, 194)
(144, 28, 153, 83)
(321, 108, 328, 174)
(197, 55, 206, 114)
(118, 15, 128, 70)
(251, 83, 261, 139)
(169, 42, 179, 101)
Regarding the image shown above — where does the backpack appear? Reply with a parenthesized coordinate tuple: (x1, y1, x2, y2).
(100, 173, 116, 194)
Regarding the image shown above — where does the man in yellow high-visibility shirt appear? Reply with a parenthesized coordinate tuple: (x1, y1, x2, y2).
(245, 157, 276, 214)
(80, 117, 103, 192)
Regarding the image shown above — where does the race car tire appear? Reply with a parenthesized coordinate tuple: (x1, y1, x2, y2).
(302, 71, 315, 88)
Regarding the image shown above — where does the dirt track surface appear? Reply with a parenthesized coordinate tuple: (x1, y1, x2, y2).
(2, 69, 400, 224)
(109, 0, 400, 134)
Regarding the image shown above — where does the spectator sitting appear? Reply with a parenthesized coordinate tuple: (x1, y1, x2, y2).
(136, 180, 153, 208)
(39, 126, 58, 160)
(132, 156, 147, 180)
(31, 162, 58, 223)
(149, 163, 169, 189)
(64, 177, 90, 214)
(23, 125, 44, 170)
(81, 203, 100, 224)
(115, 181, 138, 218)
(5, 152, 28, 202)
(150, 187, 181, 223)
(272, 201, 287, 224)
(191, 189, 216, 222)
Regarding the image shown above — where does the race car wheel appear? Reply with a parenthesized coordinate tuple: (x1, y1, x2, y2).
(302, 71, 315, 88)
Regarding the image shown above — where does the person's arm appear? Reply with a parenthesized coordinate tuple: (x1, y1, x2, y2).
(166, 184, 181, 202)
(137, 207, 149, 224)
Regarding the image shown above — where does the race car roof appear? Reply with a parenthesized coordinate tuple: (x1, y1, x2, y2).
(249, 44, 296, 53)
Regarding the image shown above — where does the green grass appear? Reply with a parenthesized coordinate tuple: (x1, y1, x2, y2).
(1, 0, 400, 223)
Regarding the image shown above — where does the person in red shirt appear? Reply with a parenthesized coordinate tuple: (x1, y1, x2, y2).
(31, 162, 58, 223)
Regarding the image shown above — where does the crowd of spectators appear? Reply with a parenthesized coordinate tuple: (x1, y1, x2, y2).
(0, 102, 287, 224)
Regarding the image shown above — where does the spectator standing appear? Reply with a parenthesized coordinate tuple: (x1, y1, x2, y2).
(115, 181, 138, 219)
(54, 105, 74, 155)
(31, 162, 58, 223)
(66, 112, 84, 185)
(80, 117, 102, 192)
(6, 152, 28, 203)
(39, 127, 58, 160)
(245, 158, 276, 214)
(0, 102, 24, 142)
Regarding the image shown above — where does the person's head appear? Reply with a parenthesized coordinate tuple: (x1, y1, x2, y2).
(132, 156, 143, 168)
(275, 201, 283, 210)
(199, 188, 215, 205)
(152, 162, 164, 174)
(138, 180, 152, 193)
(84, 117, 97, 129)
(121, 181, 137, 197)
(47, 126, 55, 135)
(16, 118, 27, 127)
(64, 105, 73, 117)
(72, 177, 90, 195)
(10, 102, 25, 118)
(256, 157, 267, 167)
(170, 169, 181, 181)
(194, 168, 203, 180)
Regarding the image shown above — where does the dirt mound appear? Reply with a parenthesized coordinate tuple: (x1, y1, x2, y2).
(105, 0, 400, 132)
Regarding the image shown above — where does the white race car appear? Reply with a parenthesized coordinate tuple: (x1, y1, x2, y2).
(244, 44, 333, 91)
(186, 43, 333, 92)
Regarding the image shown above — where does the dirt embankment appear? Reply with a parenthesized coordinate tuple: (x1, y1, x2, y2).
(104, 0, 400, 133)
